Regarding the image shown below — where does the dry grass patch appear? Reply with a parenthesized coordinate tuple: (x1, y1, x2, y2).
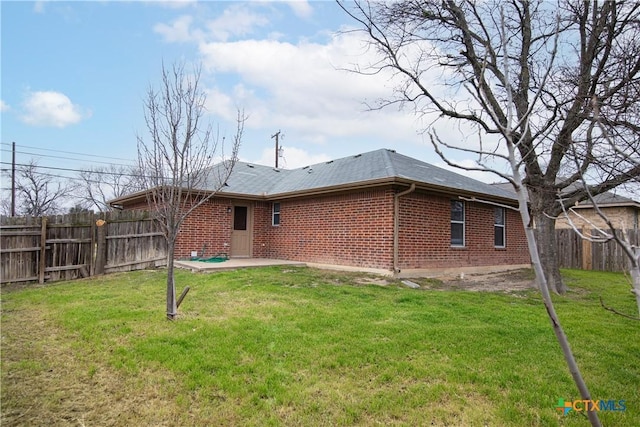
(415, 268, 537, 292)
(1, 302, 198, 426)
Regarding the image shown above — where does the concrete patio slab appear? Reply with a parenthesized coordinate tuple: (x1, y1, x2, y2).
(175, 258, 307, 272)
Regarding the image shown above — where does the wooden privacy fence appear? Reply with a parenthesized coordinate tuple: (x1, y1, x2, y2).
(1, 211, 167, 285)
(556, 228, 639, 272)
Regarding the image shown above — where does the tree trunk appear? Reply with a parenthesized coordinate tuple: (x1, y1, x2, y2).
(512, 170, 601, 427)
(520, 216, 601, 427)
(534, 211, 567, 294)
(166, 243, 177, 320)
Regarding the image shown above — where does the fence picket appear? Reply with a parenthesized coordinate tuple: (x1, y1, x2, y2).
(556, 228, 638, 272)
(1, 211, 166, 284)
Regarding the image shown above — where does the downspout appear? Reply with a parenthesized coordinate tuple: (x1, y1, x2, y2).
(393, 183, 416, 275)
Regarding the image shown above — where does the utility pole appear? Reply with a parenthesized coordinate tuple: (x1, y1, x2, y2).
(11, 141, 16, 217)
(271, 130, 281, 168)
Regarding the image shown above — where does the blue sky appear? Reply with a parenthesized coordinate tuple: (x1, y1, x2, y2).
(1, 0, 484, 188)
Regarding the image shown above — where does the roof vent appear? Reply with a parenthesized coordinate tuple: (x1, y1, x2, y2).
(273, 168, 280, 172)
(247, 164, 254, 168)
(354, 154, 362, 158)
(307, 168, 313, 174)
(326, 160, 334, 164)
(386, 149, 396, 153)
(302, 165, 309, 169)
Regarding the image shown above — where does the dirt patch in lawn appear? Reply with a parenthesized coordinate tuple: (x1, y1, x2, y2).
(351, 268, 538, 293)
(411, 268, 537, 293)
(344, 268, 537, 293)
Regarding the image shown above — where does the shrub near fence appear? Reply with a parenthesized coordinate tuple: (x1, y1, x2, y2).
(556, 228, 639, 272)
(1, 211, 166, 285)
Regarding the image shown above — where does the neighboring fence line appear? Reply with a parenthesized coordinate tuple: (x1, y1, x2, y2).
(556, 228, 638, 272)
(1, 210, 166, 285)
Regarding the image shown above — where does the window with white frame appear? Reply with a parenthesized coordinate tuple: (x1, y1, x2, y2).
(494, 207, 506, 248)
(272, 202, 281, 226)
(451, 200, 465, 246)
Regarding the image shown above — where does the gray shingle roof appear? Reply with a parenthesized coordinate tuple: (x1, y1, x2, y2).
(212, 148, 517, 201)
(491, 181, 640, 207)
(582, 192, 638, 206)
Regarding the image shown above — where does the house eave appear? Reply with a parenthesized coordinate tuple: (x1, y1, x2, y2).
(573, 201, 640, 210)
(411, 181, 519, 206)
(108, 189, 151, 207)
(109, 187, 223, 208)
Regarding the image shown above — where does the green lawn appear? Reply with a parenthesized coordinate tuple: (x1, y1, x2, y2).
(2, 267, 638, 426)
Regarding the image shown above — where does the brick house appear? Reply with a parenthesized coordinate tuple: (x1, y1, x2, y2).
(111, 149, 530, 275)
(492, 182, 640, 231)
(554, 192, 640, 231)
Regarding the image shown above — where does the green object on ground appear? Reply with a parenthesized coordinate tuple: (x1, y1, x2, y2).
(190, 256, 227, 263)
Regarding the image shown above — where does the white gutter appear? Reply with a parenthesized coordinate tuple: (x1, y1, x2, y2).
(393, 183, 416, 274)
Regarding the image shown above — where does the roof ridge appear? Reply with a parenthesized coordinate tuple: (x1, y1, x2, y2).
(287, 148, 393, 170)
(380, 148, 397, 178)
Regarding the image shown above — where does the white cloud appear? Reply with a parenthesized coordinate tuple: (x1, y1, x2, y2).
(0, 100, 10, 112)
(147, 0, 197, 9)
(203, 86, 237, 121)
(21, 91, 88, 128)
(33, 1, 45, 13)
(197, 32, 423, 145)
(204, 4, 269, 42)
(286, 1, 313, 19)
(154, 4, 269, 43)
(154, 15, 195, 43)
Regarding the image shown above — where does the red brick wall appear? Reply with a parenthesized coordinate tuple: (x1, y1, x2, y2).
(119, 198, 234, 259)
(252, 201, 271, 258)
(175, 198, 233, 259)
(397, 192, 529, 270)
(121, 188, 529, 270)
(259, 189, 396, 269)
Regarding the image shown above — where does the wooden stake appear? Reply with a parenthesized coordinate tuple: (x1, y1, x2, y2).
(177, 286, 190, 309)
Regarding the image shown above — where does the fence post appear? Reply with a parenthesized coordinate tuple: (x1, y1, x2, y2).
(90, 215, 97, 276)
(39, 217, 47, 284)
(95, 219, 106, 275)
(581, 227, 592, 270)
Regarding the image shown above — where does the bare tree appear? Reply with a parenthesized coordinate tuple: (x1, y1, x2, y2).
(339, 0, 640, 294)
(74, 164, 145, 212)
(0, 195, 11, 217)
(12, 160, 68, 216)
(137, 62, 244, 320)
(338, 2, 640, 425)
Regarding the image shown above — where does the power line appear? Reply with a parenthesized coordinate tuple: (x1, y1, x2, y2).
(0, 142, 135, 162)
(0, 161, 152, 178)
(0, 148, 135, 167)
(11, 170, 103, 185)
